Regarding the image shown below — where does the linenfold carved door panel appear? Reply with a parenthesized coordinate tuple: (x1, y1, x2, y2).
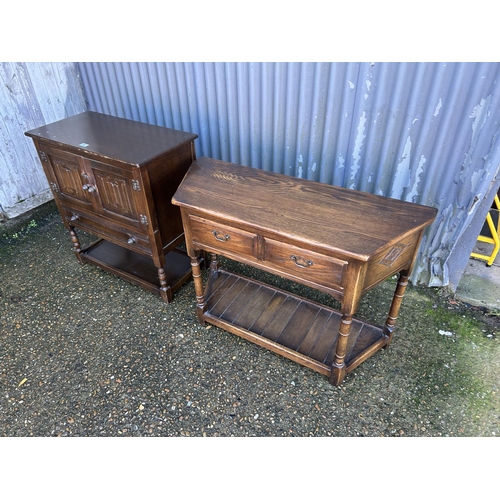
(88, 159, 145, 230)
(42, 146, 94, 210)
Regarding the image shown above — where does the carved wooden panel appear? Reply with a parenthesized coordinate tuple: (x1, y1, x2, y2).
(93, 170, 137, 220)
(49, 153, 92, 208)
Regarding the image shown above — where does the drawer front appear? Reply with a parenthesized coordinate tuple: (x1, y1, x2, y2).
(264, 238, 347, 290)
(189, 215, 257, 259)
(61, 207, 152, 255)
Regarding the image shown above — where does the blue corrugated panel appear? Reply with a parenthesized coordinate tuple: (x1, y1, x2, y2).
(77, 62, 500, 287)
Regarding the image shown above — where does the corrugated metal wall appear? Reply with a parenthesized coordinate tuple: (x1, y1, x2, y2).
(78, 62, 500, 288)
(0, 62, 87, 220)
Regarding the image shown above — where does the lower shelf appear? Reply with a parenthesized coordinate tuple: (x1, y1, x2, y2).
(203, 269, 388, 377)
(80, 239, 193, 298)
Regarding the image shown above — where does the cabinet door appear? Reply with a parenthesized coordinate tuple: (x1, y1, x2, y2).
(41, 146, 94, 211)
(88, 159, 146, 230)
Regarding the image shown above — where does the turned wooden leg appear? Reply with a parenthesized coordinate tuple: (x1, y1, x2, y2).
(383, 270, 409, 346)
(210, 252, 219, 273)
(191, 253, 207, 325)
(158, 267, 173, 303)
(329, 314, 353, 386)
(199, 250, 207, 270)
(69, 227, 83, 264)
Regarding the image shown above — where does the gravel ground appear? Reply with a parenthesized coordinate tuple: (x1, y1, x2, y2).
(1, 203, 499, 440)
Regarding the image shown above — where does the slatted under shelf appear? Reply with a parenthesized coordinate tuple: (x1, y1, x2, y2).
(203, 270, 387, 376)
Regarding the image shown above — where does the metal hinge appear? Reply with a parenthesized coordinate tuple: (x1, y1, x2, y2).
(139, 214, 148, 225)
(39, 151, 48, 162)
(50, 182, 59, 193)
(132, 179, 141, 191)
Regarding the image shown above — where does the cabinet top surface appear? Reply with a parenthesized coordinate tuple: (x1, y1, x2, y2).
(25, 111, 198, 165)
(172, 157, 438, 260)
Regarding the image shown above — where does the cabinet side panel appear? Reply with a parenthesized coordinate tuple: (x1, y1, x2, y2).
(148, 142, 195, 249)
(363, 231, 422, 292)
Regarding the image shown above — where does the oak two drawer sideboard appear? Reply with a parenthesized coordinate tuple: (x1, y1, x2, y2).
(172, 157, 437, 385)
(25, 111, 198, 303)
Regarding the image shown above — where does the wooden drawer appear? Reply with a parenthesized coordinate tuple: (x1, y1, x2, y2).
(189, 215, 257, 259)
(61, 206, 151, 255)
(264, 238, 347, 291)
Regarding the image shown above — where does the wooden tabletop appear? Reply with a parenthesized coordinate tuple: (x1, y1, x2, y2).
(172, 157, 438, 261)
(25, 111, 198, 166)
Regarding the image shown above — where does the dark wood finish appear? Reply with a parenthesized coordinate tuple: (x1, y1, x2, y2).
(25, 111, 198, 303)
(172, 157, 437, 385)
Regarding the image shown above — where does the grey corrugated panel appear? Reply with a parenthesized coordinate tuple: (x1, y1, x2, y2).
(77, 62, 500, 287)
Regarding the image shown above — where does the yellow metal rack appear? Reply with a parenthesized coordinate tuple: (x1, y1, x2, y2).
(470, 194, 500, 266)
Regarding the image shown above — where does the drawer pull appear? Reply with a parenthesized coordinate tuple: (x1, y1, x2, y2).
(70, 214, 79, 221)
(212, 230, 230, 242)
(291, 255, 313, 268)
(127, 237, 136, 244)
(82, 184, 96, 193)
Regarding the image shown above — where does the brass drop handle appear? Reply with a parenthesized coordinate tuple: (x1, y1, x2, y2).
(212, 230, 230, 242)
(291, 255, 313, 268)
(82, 184, 96, 193)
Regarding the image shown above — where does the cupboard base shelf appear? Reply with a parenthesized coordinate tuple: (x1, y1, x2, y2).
(80, 239, 193, 298)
